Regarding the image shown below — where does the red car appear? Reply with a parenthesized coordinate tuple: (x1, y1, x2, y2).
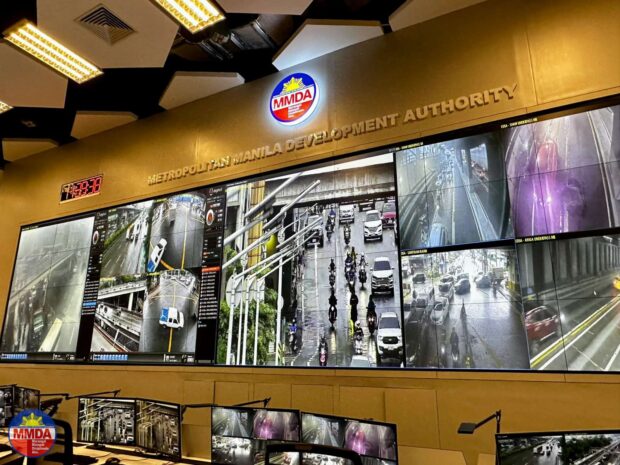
(536, 140, 559, 174)
(381, 201, 397, 228)
(525, 305, 561, 353)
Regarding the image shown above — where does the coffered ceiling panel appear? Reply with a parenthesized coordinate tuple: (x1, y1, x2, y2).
(272, 19, 384, 71)
(218, 0, 313, 15)
(2, 139, 58, 162)
(159, 71, 245, 110)
(0, 43, 68, 109)
(390, 0, 489, 31)
(71, 111, 138, 139)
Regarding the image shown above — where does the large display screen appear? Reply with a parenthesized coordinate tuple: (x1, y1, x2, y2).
(496, 430, 620, 465)
(0, 99, 619, 372)
(301, 413, 398, 465)
(211, 406, 300, 464)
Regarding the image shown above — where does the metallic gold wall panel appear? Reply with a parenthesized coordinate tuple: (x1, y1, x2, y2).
(339, 386, 385, 421)
(386, 388, 440, 448)
(292, 384, 334, 414)
(525, 0, 620, 103)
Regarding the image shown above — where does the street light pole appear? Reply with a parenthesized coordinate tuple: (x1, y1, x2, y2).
(226, 275, 238, 365)
(253, 277, 261, 366)
(276, 255, 284, 366)
(241, 275, 256, 365)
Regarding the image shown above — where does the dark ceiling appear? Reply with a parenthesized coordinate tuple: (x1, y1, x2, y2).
(0, 0, 407, 168)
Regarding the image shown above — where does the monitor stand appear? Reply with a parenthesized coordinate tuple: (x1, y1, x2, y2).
(85, 443, 107, 451)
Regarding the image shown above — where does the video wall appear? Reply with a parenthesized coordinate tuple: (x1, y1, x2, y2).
(1, 99, 618, 372)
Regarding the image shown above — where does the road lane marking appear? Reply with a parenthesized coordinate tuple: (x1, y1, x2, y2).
(534, 297, 620, 370)
(168, 327, 173, 353)
(604, 343, 620, 371)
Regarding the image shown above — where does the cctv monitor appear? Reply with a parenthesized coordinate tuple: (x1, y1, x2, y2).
(135, 399, 182, 459)
(301, 413, 398, 464)
(77, 397, 136, 446)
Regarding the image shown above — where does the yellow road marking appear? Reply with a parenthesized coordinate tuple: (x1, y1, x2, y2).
(530, 296, 619, 368)
(181, 204, 189, 269)
(168, 327, 173, 353)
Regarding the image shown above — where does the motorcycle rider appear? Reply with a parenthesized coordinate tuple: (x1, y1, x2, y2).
(319, 334, 328, 363)
(358, 265, 367, 288)
(329, 288, 338, 308)
(460, 299, 466, 318)
(450, 327, 459, 357)
(359, 252, 367, 269)
(345, 252, 353, 269)
(492, 279, 498, 297)
(367, 295, 377, 319)
(289, 318, 298, 353)
(350, 291, 359, 323)
(354, 320, 364, 339)
(344, 223, 351, 243)
(329, 258, 336, 273)
(350, 247, 357, 265)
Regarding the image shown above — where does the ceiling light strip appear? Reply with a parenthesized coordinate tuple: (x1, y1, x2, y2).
(153, 0, 225, 33)
(18, 23, 99, 79)
(11, 30, 91, 77)
(0, 101, 12, 114)
(4, 22, 102, 84)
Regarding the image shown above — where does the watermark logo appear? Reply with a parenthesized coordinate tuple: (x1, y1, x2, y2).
(9, 410, 56, 457)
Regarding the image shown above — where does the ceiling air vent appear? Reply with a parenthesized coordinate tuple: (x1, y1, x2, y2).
(76, 4, 135, 45)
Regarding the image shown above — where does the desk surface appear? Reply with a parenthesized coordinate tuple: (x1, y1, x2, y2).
(41, 444, 212, 465)
(2, 434, 211, 465)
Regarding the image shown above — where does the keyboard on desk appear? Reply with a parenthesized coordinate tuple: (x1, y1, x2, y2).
(45, 452, 99, 465)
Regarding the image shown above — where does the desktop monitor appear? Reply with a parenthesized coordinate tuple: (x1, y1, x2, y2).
(0, 385, 40, 428)
(211, 406, 300, 465)
(496, 430, 620, 465)
(301, 413, 398, 465)
(77, 397, 136, 446)
(135, 399, 182, 459)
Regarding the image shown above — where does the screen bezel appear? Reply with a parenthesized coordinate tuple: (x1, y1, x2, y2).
(0, 93, 618, 373)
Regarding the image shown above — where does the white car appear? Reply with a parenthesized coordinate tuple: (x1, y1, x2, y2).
(371, 257, 394, 296)
(147, 238, 167, 272)
(349, 355, 372, 368)
(159, 307, 184, 329)
(430, 297, 449, 325)
(339, 204, 355, 224)
(363, 209, 383, 242)
(376, 312, 403, 364)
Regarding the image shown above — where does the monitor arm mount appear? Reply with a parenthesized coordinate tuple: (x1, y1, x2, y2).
(181, 397, 271, 417)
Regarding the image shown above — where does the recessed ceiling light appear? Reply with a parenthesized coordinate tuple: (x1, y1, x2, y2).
(3, 21, 103, 84)
(152, 0, 225, 34)
(0, 100, 12, 114)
